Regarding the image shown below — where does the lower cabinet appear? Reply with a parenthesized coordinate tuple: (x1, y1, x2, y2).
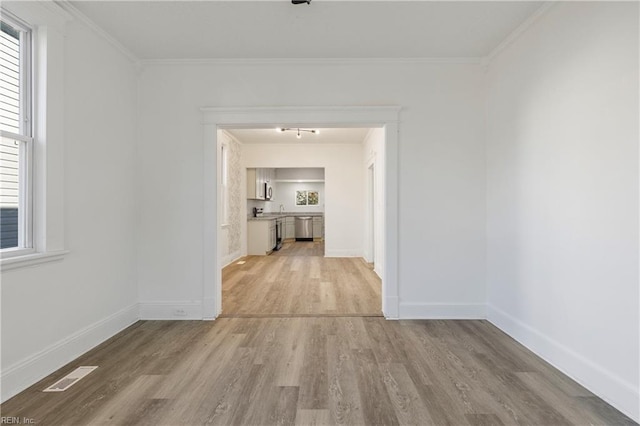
(247, 219, 276, 255)
(312, 216, 324, 240)
(285, 216, 295, 240)
(269, 215, 323, 242)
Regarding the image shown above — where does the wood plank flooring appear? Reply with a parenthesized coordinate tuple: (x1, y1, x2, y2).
(2, 318, 635, 425)
(2, 250, 635, 425)
(222, 242, 382, 317)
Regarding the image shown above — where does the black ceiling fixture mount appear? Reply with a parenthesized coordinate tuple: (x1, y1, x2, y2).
(292, 0, 311, 4)
(276, 127, 319, 139)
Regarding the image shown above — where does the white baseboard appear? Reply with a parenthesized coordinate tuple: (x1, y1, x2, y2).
(0, 303, 138, 403)
(202, 298, 217, 320)
(399, 302, 485, 319)
(221, 250, 243, 268)
(324, 249, 363, 257)
(138, 301, 203, 320)
(373, 267, 382, 280)
(383, 296, 400, 319)
(487, 304, 639, 423)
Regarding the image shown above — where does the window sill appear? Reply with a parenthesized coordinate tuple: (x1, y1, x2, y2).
(1, 250, 69, 272)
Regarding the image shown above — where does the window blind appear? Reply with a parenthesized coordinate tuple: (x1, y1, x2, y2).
(0, 21, 20, 134)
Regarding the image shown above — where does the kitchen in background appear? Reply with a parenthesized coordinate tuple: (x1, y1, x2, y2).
(247, 167, 325, 255)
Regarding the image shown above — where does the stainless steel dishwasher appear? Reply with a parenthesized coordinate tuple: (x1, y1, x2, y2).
(295, 217, 313, 241)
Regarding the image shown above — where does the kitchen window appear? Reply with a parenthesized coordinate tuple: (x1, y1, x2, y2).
(0, 13, 32, 255)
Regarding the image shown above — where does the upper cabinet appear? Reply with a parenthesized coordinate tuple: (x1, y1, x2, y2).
(247, 168, 275, 200)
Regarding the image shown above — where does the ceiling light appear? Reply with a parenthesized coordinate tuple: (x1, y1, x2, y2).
(277, 128, 320, 140)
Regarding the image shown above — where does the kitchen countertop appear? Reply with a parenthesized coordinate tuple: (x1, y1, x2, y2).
(248, 212, 324, 221)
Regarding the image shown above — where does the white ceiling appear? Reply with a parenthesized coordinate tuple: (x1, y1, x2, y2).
(69, 1, 544, 60)
(227, 127, 371, 144)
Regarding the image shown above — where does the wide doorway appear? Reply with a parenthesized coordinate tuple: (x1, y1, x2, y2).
(202, 106, 400, 319)
(218, 127, 383, 317)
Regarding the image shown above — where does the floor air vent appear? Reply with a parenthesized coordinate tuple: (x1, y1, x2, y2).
(43, 366, 98, 392)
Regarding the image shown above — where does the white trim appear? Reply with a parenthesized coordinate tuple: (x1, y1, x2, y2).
(202, 106, 400, 320)
(221, 251, 243, 268)
(138, 301, 203, 320)
(0, 249, 67, 271)
(373, 267, 382, 280)
(487, 304, 640, 423)
(0, 303, 138, 403)
(382, 122, 399, 319)
(324, 249, 363, 257)
(143, 57, 483, 67)
(202, 298, 217, 321)
(399, 303, 486, 319)
(384, 296, 399, 319)
(485, 2, 556, 64)
(2, 1, 68, 259)
(1, 2, 70, 31)
(202, 106, 401, 126)
(55, 1, 140, 66)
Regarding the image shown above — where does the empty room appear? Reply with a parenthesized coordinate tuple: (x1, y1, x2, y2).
(0, 1, 638, 425)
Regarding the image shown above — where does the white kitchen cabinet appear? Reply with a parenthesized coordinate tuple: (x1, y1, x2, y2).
(247, 168, 261, 200)
(285, 216, 295, 240)
(270, 221, 276, 250)
(247, 219, 276, 255)
(257, 169, 265, 199)
(247, 168, 276, 200)
(313, 216, 324, 240)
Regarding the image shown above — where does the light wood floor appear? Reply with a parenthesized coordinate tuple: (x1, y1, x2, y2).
(2, 251, 635, 425)
(1, 318, 635, 425)
(222, 242, 382, 317)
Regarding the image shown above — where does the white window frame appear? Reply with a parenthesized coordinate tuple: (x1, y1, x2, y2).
(0, 3, 69, 270)
(1, 132, 34, 256)
(1, 11, 34, 258)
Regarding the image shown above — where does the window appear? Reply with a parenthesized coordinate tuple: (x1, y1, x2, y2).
(1, 12, 32, 254)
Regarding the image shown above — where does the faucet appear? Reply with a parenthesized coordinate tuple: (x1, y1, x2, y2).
(279, 204, 285, 214)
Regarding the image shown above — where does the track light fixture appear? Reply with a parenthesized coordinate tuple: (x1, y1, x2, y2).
(276, 127, 319, 139)
(292, 0, 311, 4)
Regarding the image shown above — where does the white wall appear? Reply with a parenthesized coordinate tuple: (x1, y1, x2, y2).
(136, 61, 486, 318)
(363, 128, 385, 278)
(1, 17, 139, 400)
(486, 2, 639, 421)
(276, 167, 324, 181)
(271, 182, 325, 213)
(243, 143, 361, 257)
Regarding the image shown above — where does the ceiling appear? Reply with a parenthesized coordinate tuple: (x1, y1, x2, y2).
(68, 1, 544, 60)
(227, 127, 371, 144)
(66, 1, 544, 145)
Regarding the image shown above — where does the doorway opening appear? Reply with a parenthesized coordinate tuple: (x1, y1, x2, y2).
(202, 106, 400, 319)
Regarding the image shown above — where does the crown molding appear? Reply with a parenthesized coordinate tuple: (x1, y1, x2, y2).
(485, 1, 557, 64)
(54, 0, 140, 67)
(141, 57, 483, 67)
(1, 1, 72, 30)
